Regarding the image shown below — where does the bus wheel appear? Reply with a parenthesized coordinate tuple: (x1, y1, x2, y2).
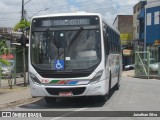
(99, 73, 111, 102)
(45, 97, 56, 104)
(114, 73, 120, 90)
(100, 93, 108, 102)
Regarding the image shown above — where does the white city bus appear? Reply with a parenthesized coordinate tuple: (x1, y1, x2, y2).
(29, 12, 122, 103)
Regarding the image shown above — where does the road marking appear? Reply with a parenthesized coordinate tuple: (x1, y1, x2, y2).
(50, 108, 86, 120)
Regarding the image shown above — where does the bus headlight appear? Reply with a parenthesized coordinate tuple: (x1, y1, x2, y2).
(89, 70, 103, 84)
(30, 73, 41, 84)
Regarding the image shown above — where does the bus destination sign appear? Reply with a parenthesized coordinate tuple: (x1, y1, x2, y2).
(42, 19, 90, 26)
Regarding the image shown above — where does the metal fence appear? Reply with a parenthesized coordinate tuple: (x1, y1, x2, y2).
(135, 51, 150, 78)
(0, 46, 28, 89)
(135, 50, 160, 79)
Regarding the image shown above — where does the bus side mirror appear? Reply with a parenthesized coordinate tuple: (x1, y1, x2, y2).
(20, 26, 30, 47)
(20, 34, 26, 47)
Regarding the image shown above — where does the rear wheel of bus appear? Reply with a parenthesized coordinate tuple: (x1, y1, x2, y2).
(114, 73, 120, 90)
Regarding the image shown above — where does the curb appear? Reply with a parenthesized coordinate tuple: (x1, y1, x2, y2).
(126, 75, 160, 80)
(0, 97, 41, 110)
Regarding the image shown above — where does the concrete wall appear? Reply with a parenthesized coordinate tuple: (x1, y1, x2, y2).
(146, 0, 160, 8)
(113, 15, 133, 45)
(118, 15, 133, 34)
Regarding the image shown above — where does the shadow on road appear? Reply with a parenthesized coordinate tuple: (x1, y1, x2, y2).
(19, 89, 116, 110)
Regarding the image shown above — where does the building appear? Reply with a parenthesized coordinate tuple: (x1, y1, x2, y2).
(0, 27, 25, 74)
(0, 27, 13, 50)
(145, 0, 160, 44)
(145, 0, 160, 61)
(113, 15, 133, 69)
(113, 15, 133, 46)
(133, 1, 147, 51)
(133, 1, 146, 40)
(138, 0, 160, 61)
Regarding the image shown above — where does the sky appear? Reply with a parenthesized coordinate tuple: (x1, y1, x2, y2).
(0, 0, 141, 28)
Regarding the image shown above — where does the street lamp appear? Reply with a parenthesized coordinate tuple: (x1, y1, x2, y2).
(29, 8, 49, 19)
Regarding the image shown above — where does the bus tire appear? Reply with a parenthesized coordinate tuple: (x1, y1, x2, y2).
(99, 72, 111, 102)
(45, 97, 56, 104)
(114, 73, 120, 90)
(100, 93, 108, 102)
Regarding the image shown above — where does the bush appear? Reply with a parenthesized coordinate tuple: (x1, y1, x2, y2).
(14, 19, 30, 31)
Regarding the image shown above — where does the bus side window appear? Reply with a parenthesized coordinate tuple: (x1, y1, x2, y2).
(113, 32, 116, 51)
(103, 27, 109, 56)
(115, 34, 117, 52)
(118, 35, 121, 52)
(106, 27, 110, 55)
(103, 31, 107, 59)
(113, 32, 115, 51)
(110, 30, 113, 52)
(116, 34, 119, 52)
(106, 27, 111, 52)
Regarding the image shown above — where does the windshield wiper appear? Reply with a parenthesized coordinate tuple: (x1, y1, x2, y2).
(46, 29, 59, 49)
(56, 27, 84, 59)
(47, 29, 66, 60)
(68, 27, 83, 49)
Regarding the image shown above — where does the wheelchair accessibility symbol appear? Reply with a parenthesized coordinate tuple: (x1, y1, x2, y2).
(54, 60, 64, 70)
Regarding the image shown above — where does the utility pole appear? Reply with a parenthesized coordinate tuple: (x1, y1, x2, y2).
(22, 0, 24, 20)
(22, 0, 27, 86)
(23, 33, 27, 87)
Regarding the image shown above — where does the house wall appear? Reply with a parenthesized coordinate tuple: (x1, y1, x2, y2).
(146, 5, 160, 44)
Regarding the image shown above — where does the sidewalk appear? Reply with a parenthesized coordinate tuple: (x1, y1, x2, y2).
(0, 70, 135, 110)
(122, 70, 134, 77)
(0, 77, 25, 87)
(0, 77, 41, 110)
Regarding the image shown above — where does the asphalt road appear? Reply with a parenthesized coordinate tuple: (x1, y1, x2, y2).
(1, 77, 160, 120)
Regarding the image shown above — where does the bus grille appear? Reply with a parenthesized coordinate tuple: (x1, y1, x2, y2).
(45, 87, 86, 95)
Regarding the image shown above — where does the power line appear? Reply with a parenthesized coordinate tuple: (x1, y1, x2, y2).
(0, 1, 136, 23)
(0, 2, 135, 14)
(0, 19, 19, 21)
(0, 6, 133, 21)
(0, 17, 20, 20)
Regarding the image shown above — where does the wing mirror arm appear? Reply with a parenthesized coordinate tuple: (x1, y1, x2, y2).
(20, 27, 30, 47)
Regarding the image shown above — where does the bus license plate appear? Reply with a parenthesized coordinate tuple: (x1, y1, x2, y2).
(59, 92, 73, 96)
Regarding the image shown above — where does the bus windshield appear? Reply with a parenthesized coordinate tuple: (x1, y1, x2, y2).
(31, 16, 101, 71)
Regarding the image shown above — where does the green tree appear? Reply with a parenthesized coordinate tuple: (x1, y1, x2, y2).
(0, 40, 9, 55)
(0, 59, 9, 66)
(14, 19, 30, 31)
(0, 40, 10, 75)
(14, 19, 30, 87)
(0, 39, 12, 88)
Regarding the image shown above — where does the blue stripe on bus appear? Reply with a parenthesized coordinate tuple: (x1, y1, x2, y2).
(67, 81, 79, 85)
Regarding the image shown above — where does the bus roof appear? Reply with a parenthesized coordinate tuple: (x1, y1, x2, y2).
(32, 12, 119, 34)
(32, 12, 101, 19)
(103, 19, 120, 34)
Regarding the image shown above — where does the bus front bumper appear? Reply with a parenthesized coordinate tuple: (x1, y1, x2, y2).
(29, 79, 107, 97)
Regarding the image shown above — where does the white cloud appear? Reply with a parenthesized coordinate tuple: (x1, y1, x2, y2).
(0, 0, 141, 27)
(0, 0, 21, 27)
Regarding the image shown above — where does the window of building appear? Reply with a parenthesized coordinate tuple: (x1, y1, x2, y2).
(147, 13, 152, 26)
